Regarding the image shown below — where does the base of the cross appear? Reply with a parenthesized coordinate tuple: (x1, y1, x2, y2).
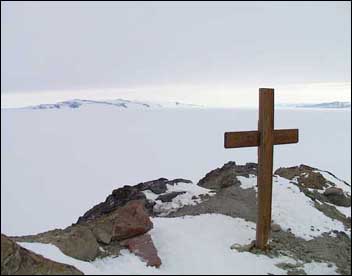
(230, 240, 273, 253)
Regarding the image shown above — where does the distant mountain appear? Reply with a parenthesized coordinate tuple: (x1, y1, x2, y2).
(22, 99, 203, 110)
(296, 101, 351, 108)
(28, 99, 157, 110)
(276, 101, 351, 109)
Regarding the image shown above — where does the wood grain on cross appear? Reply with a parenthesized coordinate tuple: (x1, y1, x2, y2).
(224, 88, 299, 250)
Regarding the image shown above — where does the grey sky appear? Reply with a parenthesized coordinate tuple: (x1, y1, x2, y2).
(1, 1, 351, 96)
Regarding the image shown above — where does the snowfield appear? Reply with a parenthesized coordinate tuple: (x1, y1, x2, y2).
(1, 102, 351, 275)
(19, 215, 339, 275)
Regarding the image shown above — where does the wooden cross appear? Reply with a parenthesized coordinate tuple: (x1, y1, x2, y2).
(224, 88, 299, 250)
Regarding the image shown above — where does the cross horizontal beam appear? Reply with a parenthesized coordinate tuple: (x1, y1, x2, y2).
(224, 129, 298, 148)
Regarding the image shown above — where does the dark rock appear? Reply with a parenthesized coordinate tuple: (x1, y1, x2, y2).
(136, 178, 169, 194)
(156, 191, 186, 202)
(324, 187, 344, 196)
(120, 234, 162, 268)
(197, 162, 257, 190)
(324, 187, 350, 207)
(77, 177, 192, 223)
(1, 234, 83, 275)
(314, 202, 351, 228)
(166, 178, 193, 185)
(77, 185, 151, 223)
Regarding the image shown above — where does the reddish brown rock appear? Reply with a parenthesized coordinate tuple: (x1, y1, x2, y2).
(112, 200, 153, 241)
(120, 234, 162, 268)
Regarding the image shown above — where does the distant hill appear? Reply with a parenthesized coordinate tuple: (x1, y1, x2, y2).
(17, 99, 203, 110)
(277, 101, 351, 109)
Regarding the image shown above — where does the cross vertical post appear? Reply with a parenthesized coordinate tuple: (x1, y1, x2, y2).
(256, 88, 274, 250)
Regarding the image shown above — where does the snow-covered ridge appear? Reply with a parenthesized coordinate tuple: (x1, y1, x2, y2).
(7, 99, 204, 110)
(277, 101, 351, 109)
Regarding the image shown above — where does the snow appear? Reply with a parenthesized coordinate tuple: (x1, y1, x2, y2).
(19, 214, 339, 275)
(238, 175, 257, 191)
(5, 98, 204, 110)
(1, 105, 350, 274)
(303, 262, 339, 275)
(2, 107, 350, 236)
(142, 181, 214, 216)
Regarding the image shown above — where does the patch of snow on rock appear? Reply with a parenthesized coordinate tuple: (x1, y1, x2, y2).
(143, 182, 213, 216)
(303, 262, 338, 275)
(238, 175, 257, 191)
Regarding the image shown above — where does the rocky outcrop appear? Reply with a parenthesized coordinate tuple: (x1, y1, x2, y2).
(120, 234, 162, 268)
(274, 164, 351, 227)
(197, 162, 257, 190)
(77, 185, 153, 223)
(1, 234, 83, 275)
(274, 164, 350, 207)
(12, 200, 153, 262)
(49, 225, 99, 261)
(10, 177, 195, 269)
(78, 178, 192, 223)
(275, 164, 331, 190)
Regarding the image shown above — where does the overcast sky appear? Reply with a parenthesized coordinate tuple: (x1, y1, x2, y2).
(1, 1, 351, 106)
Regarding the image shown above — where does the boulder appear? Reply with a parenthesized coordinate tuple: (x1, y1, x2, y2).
(1, 234, 83, 275)
(112, 200, 153, 241)
(324, 187, 351, 207)
(11, 225, 100, 262)
(271, 223, 282, 232)
(84, 200, 153, 243)
(53, 225, 99, 261)
(324, 187, 344, 196)
(120, 234, 162, 268)
(230, 240, 256, 252)
(197, 162, 257, 190)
